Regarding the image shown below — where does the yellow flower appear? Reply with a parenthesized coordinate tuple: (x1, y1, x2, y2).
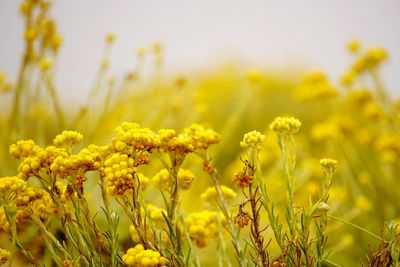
(9, 139, 40, 159)
(246, 68, 263, 84)
(240, 130, 265, 151)
(135, 173, 149, 191)
(151, 42, 164, 54)
(340, 70, 356, 86)
(103, 153, 135, 195)
(177, 168, 195, 190)
(270, 117, 301, 135)
(347, 39, 361, 53)
(319, 158, 338, 173)
(105, 32, 116, 43)
(296, 70, 338, 101)
(122, 244, 167, 267)
(40, 57, 53, 70)
(201, 185, 236, 204)
(356, 195, 372, 212)
(113, 123, 160, 154)
(23, 28, 37, 41)
(53, 131, 83, 148)
(152, 169, 170, 191)
(185, 210, 222, 248)
(136, 46, 147, 57)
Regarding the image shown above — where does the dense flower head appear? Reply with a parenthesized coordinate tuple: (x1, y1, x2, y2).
(113, 123, 160, 154)
(351, 47, 388, 74)
(234, 210, 251, 228)
(296, 71, 338, 101)
(48, 145, 102, 178)
(347, 39, 361, 53)
(17, 145, 69, 180)
(0, 176, 27, 198)
(345, 89, 373, 106)
(151, 169, 170, 191)
(201, 185, 236, 204)
(158, 124, 221, 153)
(182, 123, 221, 150)
(53, 131, 83, 148)
(122, 244, 167, 267)
(103, 153, 135, 195)
(152, 168, 195, 191)
(232, 169, 254, 189)
(240, 130, 265, 151)
(185, 210, 223, 248)
(311, 116, 355, 143)
(177, 168, 195, 190)
(137, 173, 150, 191)
(375, 133, 400, 162)
(320, 158, 338, 173)
(9, 139, 40, 159)
(246, 68, 263, 83)
(0, 177, 55, 231)
(270, 117, 301, 135)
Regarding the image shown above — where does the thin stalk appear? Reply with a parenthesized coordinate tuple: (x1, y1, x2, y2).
(328, 215, 384, 241)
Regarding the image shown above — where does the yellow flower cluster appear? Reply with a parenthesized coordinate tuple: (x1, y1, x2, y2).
(152, 168, 195, 191)
(319, 158, 338, 173)
(0, 248, 10, 265)
(240, 130, 265, 151)
(0, 176, 55, 231)
(103, 153, 135, 195)
(9, 140, 40, 159)
(50, 146, 103, 177)
(347, 39, 361, 53)
(14, 138, 105, 181)
(270, 117, 301, 135)
(122, 244, 167, 267)
(296, 71, 338, 101)
(185, 210, 222, 248)
(53, 131, 83, 148)
(151, 169, 170, 191)
(159, 124, 221, 153)
(232, 168, 254, 189)
(113, 123, 160, 154)
(375, 133, 400, 162)
(0, 71, 13, 93)
(177, 168, 195, 190)
(137, 173, 150, 191)
(201, 185, 236, 204)
(341, 42, 388, 85)
(19, 0, 63, 57)
(234, 210, 251, 228)
(345, 89, 373, 106)
(352, 47, 388, 74)
(310, 116, 355, 143)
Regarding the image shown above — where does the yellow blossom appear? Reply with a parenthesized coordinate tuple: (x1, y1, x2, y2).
(185, 210, 223, 248)
(201, 185, 236, 204)
(270, 117, 301, 135)
(122, 244, 167, 267)
(240, 130, 265, 151)
(53, 131, 83, 148)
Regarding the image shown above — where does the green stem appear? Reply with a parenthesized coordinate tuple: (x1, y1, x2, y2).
(328, 215, 383, 241)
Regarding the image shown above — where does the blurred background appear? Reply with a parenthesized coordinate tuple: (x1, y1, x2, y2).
(1, 0, 399, 103)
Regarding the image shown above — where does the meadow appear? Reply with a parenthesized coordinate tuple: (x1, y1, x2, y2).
(0, 1, 399, 266)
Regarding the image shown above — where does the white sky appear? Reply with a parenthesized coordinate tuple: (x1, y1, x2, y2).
(1, 0, 399, 103)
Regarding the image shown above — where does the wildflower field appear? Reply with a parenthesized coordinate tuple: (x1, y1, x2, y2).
(0, 1, 399, 267)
